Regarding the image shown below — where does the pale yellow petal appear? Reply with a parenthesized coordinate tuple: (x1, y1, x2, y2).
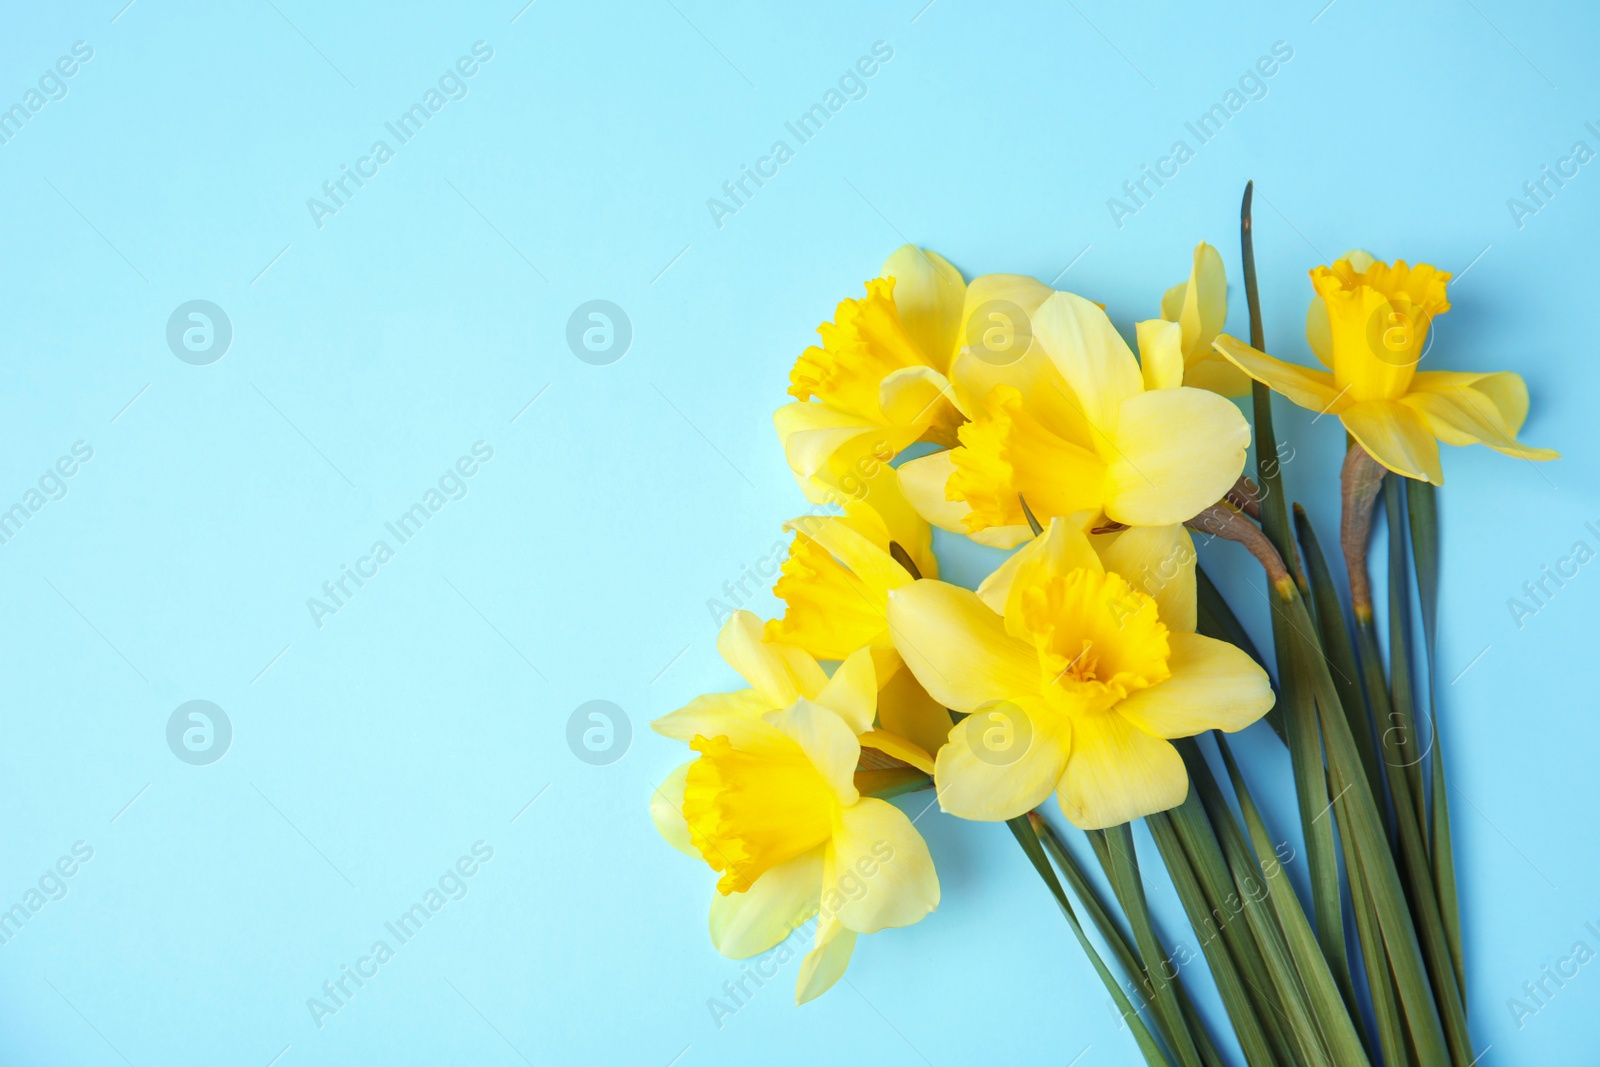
(1104, 387, 1250, 526)
(932, 697, 1070, 821)
(882, 245, 965, 371)
(879, 365, 961, 445)
(795, 918, 855, 1004)
(652, 689, 779, 748)
(858, 729, 935, 775)
(1212, 335, 1345, 412)
(709, 846, 823, 958)
(1057, 713, 1187, 829)
(827, 797, 939, 933)
(774, 401, 879, 479)
(1340, 400, 1444, 485)
(895, 450, 1032, 549)
(767, 698, 862, 806)
(876, 655, 957, 758)
(952, 273, 1055, 399)
(1092, 523, 1196, 633)
(650, 761, 698, 857)
(1136, 318, 1184, 392)
(719, 610, 828, 705)
(1031, 291, 1144, 439)
(886, 580, 1040, 713)
(817, 647, 880, 736)
(1114, 633, 1274, 737)
(1402, 371, 1559, 460)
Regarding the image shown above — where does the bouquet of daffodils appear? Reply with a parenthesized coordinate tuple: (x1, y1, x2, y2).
(648, 184, 1556, 1065)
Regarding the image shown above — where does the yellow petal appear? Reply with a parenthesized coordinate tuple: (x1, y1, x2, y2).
(1212, 335, 1345, 412)
(1340, 400, 1444, 485)
(827, 797, 939, 933)
(879, 365, 962, 449)
(1092, 523, 1197, 633)
(1162, 242, 1249, 396)
(882, 245, 966, 374)
(1402, 371, 1559, 461)
(886, 580, 1039, 713)
(767, 699, 862, 806)
(650, 761, 699, 857)
(1104, 387, 1250, 526)
(932, 697, 1070, 821)
(652, 689, 779, 748)
(709, 846, 823, 958)
(858, 729, 935, 775)
(952, 273, 1056, 403)
(795, 917, 855, 1004)
(895, 450, 1033, 549)
(1114, 633, 1274, 737)
(1136, 318, 1184, 392)
(876, 655, 958, 758)
(774, 401, 882, 480)
(1031, 291, 1144, 439)
(719, 610, 828, 706)
(817, 647, 880, 736)
(1056, 713, 1187, 829)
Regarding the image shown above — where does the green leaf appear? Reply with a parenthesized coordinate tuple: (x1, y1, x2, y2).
(1407, 477, 1465, 1004)
(1333, 768, 1412, 1067)
(1006, 815, 1173, 1066)
(1164, 761, 1301, 1066)
(1281, 587, 1465, 1063)
(1294, 502, 1383, 807)
(1215, 736, 1372, 1067)
(1033, 816, 1228, 1067)
(1099, 823, 1205, 1067)
(1384, 479, 1428, 837)
(1145, 810, 1282, 1067)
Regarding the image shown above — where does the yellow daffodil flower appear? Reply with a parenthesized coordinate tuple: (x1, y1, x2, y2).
(915, 289, 1250, 534)
(1214, 253, 1559, 484)
(1161, 241, 1250, 396)
(886, 519, 1273, 828)
(765, 499, 953, 758)
(651, 612, 939, 1002)
(776, 246, 966, 502)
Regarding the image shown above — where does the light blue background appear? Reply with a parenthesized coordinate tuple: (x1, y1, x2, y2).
(1, 1, 1595, 1063)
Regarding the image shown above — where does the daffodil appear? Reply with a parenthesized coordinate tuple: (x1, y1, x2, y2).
(776, 246, 966, 505)
(651, 612, 939, 1002)
(1214, 253, 1559, 484)
(1161, 241, 1250, 396)
(905, 289, 1250, 536)
(765, 499, 952, 758)
(886, 519, 1273, 828)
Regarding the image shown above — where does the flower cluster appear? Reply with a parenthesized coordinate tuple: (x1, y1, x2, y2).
(650, 236, 1555, 1007)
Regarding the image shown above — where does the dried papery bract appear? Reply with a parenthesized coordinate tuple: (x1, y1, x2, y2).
(1340, 443, 1387, 621)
